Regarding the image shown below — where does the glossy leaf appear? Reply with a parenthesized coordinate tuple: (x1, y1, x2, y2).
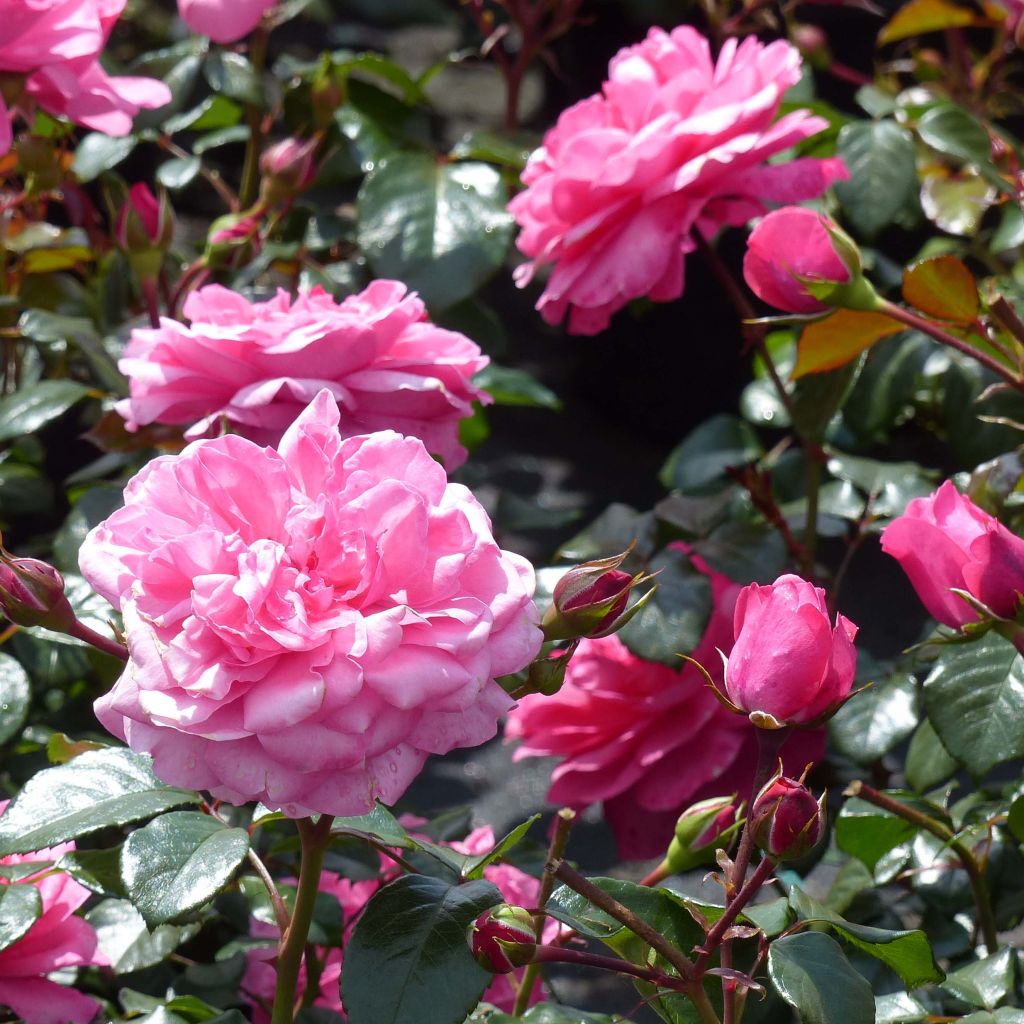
(875, 992, 928, 1024)
(920, 171, 995, 236)
(0, 882, 41, 953)
(341, 874, 501, 1024)
(474, 365, 561, 410)
(691, 521, 787, 585)
(468, 1005, 627, 1024)
(462, 815, 541, 880)
(0, 652, 31, 746)
(835, 797, 918, 871)
(58, 846, 127, 897)
(794, 310, 904, 377)
(157, 157, 202, 190)
(917, 104, 992, 165)
(879, 0, 981, 43)
(768, 932, 874, 1024)
(829, 673, 918, 764)
(923, 634, 1024, 776)
(905, 719, 960, 792)
(357, 154, 513, 310)
(86, 898, 200, 973)
(902, 255, 979, 324)
(204, 52, 262, 106)
(331, 803, 413, 848)
(120, 812, 250, 927)
(659, 414, 762, 493)
(942, 949, 1015, 1009)
(825, 452, 936, 518)
(72, 133, 137, 181)
(0, 748, 200, 855)
(0, 380, 92, 442)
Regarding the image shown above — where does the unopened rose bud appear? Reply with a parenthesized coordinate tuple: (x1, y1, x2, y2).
(116, 183, 174, 279)
(468, 905, 537, 973)
(663, 796, 743, 874)
(750, 775, 825, 861)
(542, 549, 655, 641)
(791, 24, 829, 66)
(206, 209, 263, 269)
(259, 138, 318, 207)
(0, 554, 76, 632)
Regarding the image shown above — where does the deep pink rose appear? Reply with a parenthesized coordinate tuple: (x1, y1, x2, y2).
(117, 281, 490, 469)
(509, 26, 848, 334)
(506, 553, 824, 858)
(881, 481, 1024, 627)
(0, 0, 170, 155)
(726, 574, 857, 727)
(177, 0, 276, 43)
(80, 391, 542, 817)
(0, 803, 108, 1024)
(743, 207, 850, 314)
(750, 775, 825, 861)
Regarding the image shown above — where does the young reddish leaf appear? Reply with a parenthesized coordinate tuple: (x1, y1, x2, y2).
(794, 310, 904, 378)
(879, 0, 981, 44)
(902, 256, 979, 325)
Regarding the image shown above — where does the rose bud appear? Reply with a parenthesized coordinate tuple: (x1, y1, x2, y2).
(743, 207, 879, 315)
(0, 554, 76, 632)
(542, 549, 656, 642)
(662, 796, 743, 875)
(259, 137, 318, 207)
(750, 774, 825, 861)
(724, 574, 857, 729)
(115, 183, 174, 279)
(205, 210, 263, 269)
(468, 905, 537, 973)
(881, 481, 1024, 629)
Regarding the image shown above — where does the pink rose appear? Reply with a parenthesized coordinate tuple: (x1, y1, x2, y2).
(177, 0, 276, 43)
(0, 803, 109, 1024)
(750, 775, 825, 861)
(743, 207, 851, 314)
(509, 26, 848, 335)
(80, 391, 542, 817)
(881, 481, 1024, 627)
(506, 553, 824, 858)
(117, 281, 490, 469)
(0, 0, 170, 155)
(725, 574, 858, 728)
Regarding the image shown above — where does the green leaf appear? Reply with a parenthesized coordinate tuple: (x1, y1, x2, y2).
(788, 885, 943, 987)
(1008, 793, 1024, 843)
(0, 748, 200, 855)
(120, 812, 250, 926)
(86, 897, 200, 973)
(331, 802, 413, 848)
(942, 949, 1014, 1009)
(879, 0, 981, 42)
(157, 157, 202, 190)
(905, 719, 960, 792)
(0, 652, 31, 746)
(795, 310, 904, 377)
(357, 154, 513, 310)
(923, 634, 1024, 776)
(768, 932, 874, 1024)
(825, 452, 937, 519)
(903, 255, 979, 325)
(875, 992, 928, 1024)
(616, 546, 711, 664)
(57, 846, 127, 897)
(18, 308, 97, 344)
(0, 463, 54, 519)
(920, 170, 994, 236)
(341, 874, 501, 1024)
(468, 1005, 628, 1024)
(917, 104, 992, 165)
(834, 120, 918, 238)
(659, 414, 762, 494)
(53, 485, 125, 572)
(473, 364, 561, 410)
(829, 673, 918, 764)
(462, 815, 540, 880)
(0, 380, 91, 441)
(557, 504, 657, 563)
(835, 797, 918, 871)
(73, 133, 137, 181)
(960, 1012, 1024, 1024)
(0, 882, 41, 953)
(691, 520, 787, 585)
(204, 52, 263, 105)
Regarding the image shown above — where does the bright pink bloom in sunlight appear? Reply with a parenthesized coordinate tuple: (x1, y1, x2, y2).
(80, 391, 541, 818)
(725, 574, 857, 727)
(0, 0, 170, 155)
(881, 481, 1024, 627)
(743, 207, 850, 314)
(117, 281, 489, 469)
(506, 554, 823, 859)
(509, 26, 848, 335)
(177, 0, 276, 43)
(0, 803, 108, 1024)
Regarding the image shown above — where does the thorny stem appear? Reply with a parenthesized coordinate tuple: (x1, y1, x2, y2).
(156, 136, 237, 210)
(514, 808, 576, 1016)
(531, 944, 690, 993)
(270, 815, 334, 1024)
(246, 848, 290, 932)
(68, 619, 128, 662)
(847, 782, 998, 953)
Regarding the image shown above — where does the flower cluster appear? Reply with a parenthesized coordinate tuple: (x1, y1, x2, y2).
(80, 391, 541, 818)
(117, 281, 489, 469)
(509, 26, 847, 334)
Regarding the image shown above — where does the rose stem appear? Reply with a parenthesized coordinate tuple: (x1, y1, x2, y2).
(531, 943, 690, 992)
(513, 807, 576, 1015)
(847, 781, 998, 953)
(238, 25, 270, 210)
(270, 814, 335, 1024)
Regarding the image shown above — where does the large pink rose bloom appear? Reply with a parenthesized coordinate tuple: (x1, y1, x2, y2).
(0, 0, 170, 155)
(0, 803, 109, 1024)
(80, 391, 542, 817)
(117, 281, 489, 469)
(725, 574, 857, 727)
(881, 481, 1024, 628)
(506, 556, 823, 858)
(509, 26, 848, 335)
(177, 0, 276, 43)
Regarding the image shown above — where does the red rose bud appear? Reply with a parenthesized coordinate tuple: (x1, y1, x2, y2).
(663, 796, 743, 874)
(259, 137, 318, 206)
(468, 905, 537, 973)
(0, 554, 76, 632)
(115, 184, 174, 280)
(206, 210, 263, 269)
(750, 775, 825, 861)
(542, 549, 656, 641)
